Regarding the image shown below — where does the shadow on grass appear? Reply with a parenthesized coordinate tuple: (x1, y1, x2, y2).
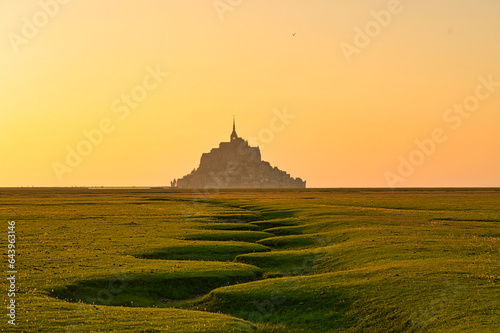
(50, 269, 263, 308)
(181, 230, 275, 243)
(200, 223, 263, 231)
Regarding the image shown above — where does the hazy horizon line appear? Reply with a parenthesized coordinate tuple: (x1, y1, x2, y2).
(1, 186, 500, 190)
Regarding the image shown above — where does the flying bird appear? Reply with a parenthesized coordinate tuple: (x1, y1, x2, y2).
(292, 33, 296, 36)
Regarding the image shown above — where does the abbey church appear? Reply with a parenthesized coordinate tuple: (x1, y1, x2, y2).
(171, 119, 306, 188)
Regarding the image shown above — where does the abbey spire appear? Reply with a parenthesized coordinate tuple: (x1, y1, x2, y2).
(230, 115, 238, 142)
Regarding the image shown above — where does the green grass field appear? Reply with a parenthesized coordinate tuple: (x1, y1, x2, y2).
(1, 188, 499, 332)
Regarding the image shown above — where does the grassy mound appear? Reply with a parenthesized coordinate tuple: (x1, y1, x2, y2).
(51, 264, 263, 307)
(257, 235, 320, 249)
(250, 218, 299, 230)
(213, 213, 263, 222)
(186, 272, 352, 332)
(235, 249, 325, 277)
(136, 241, 271, 262)
(200, 223, 262, 231)
(61, 305, 257, 332)
(189, 262, 499, 332)
(182, 230, 274, 243)
(261, 225, 305, 236)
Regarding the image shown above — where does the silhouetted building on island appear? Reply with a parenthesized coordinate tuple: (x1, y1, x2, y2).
(171, 118, 306, 188)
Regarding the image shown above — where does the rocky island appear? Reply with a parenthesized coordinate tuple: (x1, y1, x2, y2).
(171, 118, 306, 188)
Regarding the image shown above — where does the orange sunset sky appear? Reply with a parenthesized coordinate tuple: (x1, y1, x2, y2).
(1, 0, 499, 187)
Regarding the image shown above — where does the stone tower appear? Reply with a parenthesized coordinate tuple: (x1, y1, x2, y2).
(230, 116, 238, 142)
